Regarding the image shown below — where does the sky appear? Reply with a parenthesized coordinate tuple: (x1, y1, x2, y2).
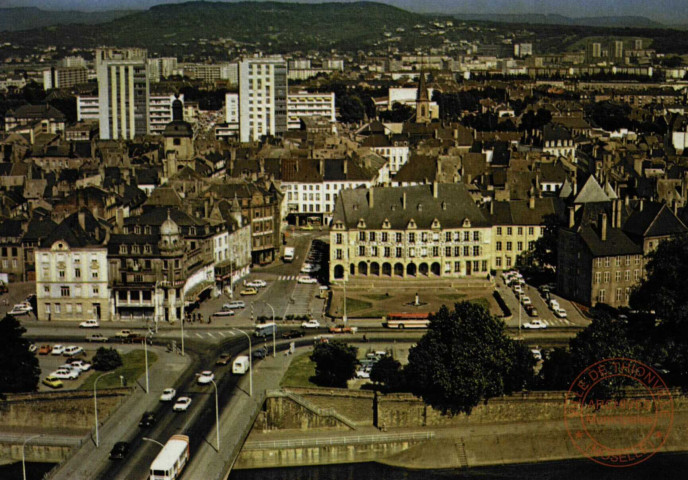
(0, 0, 686, 24)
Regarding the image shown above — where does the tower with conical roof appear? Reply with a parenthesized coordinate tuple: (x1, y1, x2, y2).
(415, 69, 430, 124)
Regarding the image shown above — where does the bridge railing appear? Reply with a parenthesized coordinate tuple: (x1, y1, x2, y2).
(243, 431, 435, 450)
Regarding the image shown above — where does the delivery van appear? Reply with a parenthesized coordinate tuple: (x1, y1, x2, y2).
(233, 355, 250, 375)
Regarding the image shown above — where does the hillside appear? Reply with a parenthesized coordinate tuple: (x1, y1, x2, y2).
(452, 13, 664, 29)
(0, 1, 423, 52)
(0, 7, 134, 32)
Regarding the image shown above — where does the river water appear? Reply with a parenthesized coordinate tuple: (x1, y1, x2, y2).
(229, 452, 688, 480)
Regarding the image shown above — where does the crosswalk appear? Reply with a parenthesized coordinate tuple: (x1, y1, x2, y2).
(191, 330, 235, 339)
(278, 275, 297, 281)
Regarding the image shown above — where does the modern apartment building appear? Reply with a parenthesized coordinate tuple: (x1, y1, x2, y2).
(96, 48, 150, 140)
(238, 56, 288, 142)
(42, 66, 89, 91)
(286, 90, 335, 130)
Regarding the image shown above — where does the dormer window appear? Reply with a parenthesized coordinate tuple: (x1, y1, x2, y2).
(144, 226, 151, 234)
(417, 203, 422, 211)
(357, 219, 366, 229)
(144, 244, 152, 254)
(134, 226, 141, 234)
(382, 218, 391, 229)
(432, 218, 441, 229)
(190, 227, 196, 235)
(119, 245, 127, 254)
(408, 219, 417, 229)
(462, 218, 472, 228)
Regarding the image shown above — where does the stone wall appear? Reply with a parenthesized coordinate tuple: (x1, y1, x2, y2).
(0, 443, 73, 463)
(287, 387, 374, 425)
(0, 388, 131, 430)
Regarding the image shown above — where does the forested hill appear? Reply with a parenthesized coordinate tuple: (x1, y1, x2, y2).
(0, 7, 134, 32)
(0, 1, 423, 52)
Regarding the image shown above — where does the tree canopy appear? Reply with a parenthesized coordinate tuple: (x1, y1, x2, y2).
(310, 340, 358, 388)
(370, 355, 404, 392)
(405, 302, 535, 415)
(0, 314, 40, 394)
(92, 347, 123, 371)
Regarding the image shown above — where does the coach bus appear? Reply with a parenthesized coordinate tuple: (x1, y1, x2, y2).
(149, 434, 190, 480)
(382, 312, 433, 329)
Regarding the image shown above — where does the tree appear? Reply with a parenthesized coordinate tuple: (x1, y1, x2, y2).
(370, 355, 404, 392)
(92, 347, 122, 371)
(310, 341, 358, 388)
(531, 214, 561, 269)
(538, 347, 576, 390)
(337, 95, 365, 124)
(405, 302, 534, 415)
(379, 102, 414, 122)
(504, 340, 537, 392)
(0, 314, 40, 394)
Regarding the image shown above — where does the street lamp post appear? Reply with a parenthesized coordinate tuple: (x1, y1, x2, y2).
(342, 279, 347, 325)
(232, 328, 253, 397)
(143, 332, 153, 394)
(180, 314, 185, 356)
(210, 379, 220, 451)
(22, 434, 41, 480)
(142, 437, 165, 449)
(259, 301, 276, 358)
(94, 371, 115, 447)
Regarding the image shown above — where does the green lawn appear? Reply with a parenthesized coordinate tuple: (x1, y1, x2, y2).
(362, 294, 390, 301)
(437, 294, 467, 302)
(280, 352, 317, 388)
(469, 297, 490, 311)
(80, 349, 158, 390)
(345, 298, 373, 314)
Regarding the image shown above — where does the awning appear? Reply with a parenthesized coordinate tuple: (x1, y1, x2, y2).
(184, 280, 214, 301)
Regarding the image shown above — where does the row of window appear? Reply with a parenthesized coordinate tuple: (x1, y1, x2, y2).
(595, 255, 642, 267)
(496, 226, 542, 236)
(338, 231, 486, 245)
(44, 303, 86, 315)
(0, 247, 19, 257)
(44, 268, 100, 280)
(598, 288, 631, 303)
(43, 285, 100, 297)
(595, 270, 641, 284)
(496, 241, 535, 252)
(342, 245, 485, 259)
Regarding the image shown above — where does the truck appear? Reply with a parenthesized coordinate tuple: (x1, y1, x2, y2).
(283, 247, 295, 263)
(233, 355, 250, 375)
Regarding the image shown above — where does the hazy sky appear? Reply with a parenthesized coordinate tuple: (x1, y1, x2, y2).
(0, 0, 686, 24)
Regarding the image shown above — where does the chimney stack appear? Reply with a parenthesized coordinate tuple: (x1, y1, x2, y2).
(78, 210, 86, 231)
(369, 188, 374, 208)
(529, 195, 535, 210)
(319, 159, 324, 176)
(616, 199, 622, 228)
(343, 158, 348, 175)
(433, 181, 439, 198)
(568, 206, 575, 228)
(402, 192, 407, 209)
(639, 199, 644, 212)
(489, 201, 494, 214)
(600, 213, 608, 241)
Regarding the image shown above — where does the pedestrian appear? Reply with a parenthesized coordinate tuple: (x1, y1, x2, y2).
(207, 315, 211, 324)
(48, 313, 51, 322)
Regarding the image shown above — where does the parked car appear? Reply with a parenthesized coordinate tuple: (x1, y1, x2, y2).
(28, 343, 37, 353)
(197, 371, 215, 385)
(87, 334, 109, 343)
(301, 319, 320, 329)
(531, 349, 543, 361)
(300, 264, 321, 273)
(245, 280, 267, 288)
(52, 368, 78, 380)
(42, 376, 63, 389)
(355, 369, 371, 379)
(38, 344, 52, 355)
(173, 396, 192, 412)
(216, 353, 232, 366)
(240, 287, 258, 296)
(138, 411, 156, 428)
(212, 308, 235, 317)
(63, 346, 84, 357)
(67, 359, 91, 371)
(51, 345, 66, 355)
(329, 325, 358, 334)
(523, 320, 547, 329)
(297, 275, 318, 284)
(9, 302, 32, 315)
(281, 330, 304, 339)
(160, 388, 176, 402)
(109, 442, 130, 461)
(79, 319, 99, 328)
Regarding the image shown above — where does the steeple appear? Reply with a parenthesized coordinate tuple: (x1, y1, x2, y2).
(415, 68, 430, 124)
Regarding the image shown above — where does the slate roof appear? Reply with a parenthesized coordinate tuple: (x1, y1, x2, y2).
(7, 104, 65, 121)
(483, 198, 564, 226)
(393, 155, 437, 183)
(579, 224, 642, 257)
(143, 186, 183, 209)
(41, 210, 107, 248)
(574, 175, 610, 204)
(623, 203, 688, 239)
(332, 183, 489, 230)
(22, 216, 58, 243)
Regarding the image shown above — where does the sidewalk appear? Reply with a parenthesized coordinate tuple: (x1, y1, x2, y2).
(49, 347, 191, 480)
(182, 347, 296, 480)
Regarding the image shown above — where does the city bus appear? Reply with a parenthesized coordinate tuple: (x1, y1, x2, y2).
(254, 322, 276, 338)
(149, 434, 190, 480)
(382, 312, 433, 329)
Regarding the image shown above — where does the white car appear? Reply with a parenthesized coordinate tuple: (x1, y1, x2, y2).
(173, 396, 192, 412)
(68, 360, 92, 372)
(63, 346, 84, 357)
(523, 320, 547, 329)
(79, 319, 99, 328)
(245, 280, 267, 288)
(160, 388, 176, 402)
(531, 349, 542, 361)
(520, 296, 532, 306)
(223, 301, 246, 309)
(301, 264, 321, 273)
(297, 275, 318, 284)
(51, 345, 66, 355)
(197, 371, 215, 385)
(355, 369, 371, 379)
(554, 308, 568, 318)
(549, 299, 560, 310)
(52, 368, 78, 380)
(301, 319, 321, 329)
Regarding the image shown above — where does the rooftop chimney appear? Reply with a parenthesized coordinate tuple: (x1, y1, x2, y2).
(529, 195, 535, 210)
(568, 206, 575, 228)
(369, 188, 374, 208)
(402, 192, 407, 209)
(343, 158, 348, 175)
(433, 181, 439, 198)
(639, 199, 644, 212)
(600, 213, 608, 241)
(78, 211, 86, 231)
(616, 199, 622, 228)
(489, 201, 494, 214)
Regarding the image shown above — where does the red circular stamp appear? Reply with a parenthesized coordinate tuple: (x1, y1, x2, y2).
(564, 358, 674, 467)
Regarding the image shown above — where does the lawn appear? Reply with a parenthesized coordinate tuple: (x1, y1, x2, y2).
(469, 297, 490, 311)
(79, 349, 158, 390)
(345, 297, 373, 314)
(436, 293, 467, 302)
(362, 294, 390, 301)
(280, 352, 317, 388)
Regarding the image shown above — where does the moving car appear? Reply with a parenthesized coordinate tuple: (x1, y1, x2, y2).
(212, 308, 235, 317)
(38, 344, 52, 355)
(524, 304, 539, 317)
(87, 334, 109, 343)
(224, 301, 246, 309)
(173, 396, 192, 412)
(160, 388, 176, 402)
(42, 376, 63, 389)
(240, 287, 258, 296)
(301, 319, 320, 329)
(355, 369, 371, 379)
(79, 319, 99, 328)
(138, 411, 156, 428)
(520, 296, 532, 306)
(51, 345, 66, 355)
(554, 307, 568, 318)
(109, 442, 130, 461)
(281, 330, 304, 339)
(252, 346, 268, 360)
(245, 280, 267, 288)
(523, 320, 547, 329)
(28, 343, 37, 353)
(216, 353, 231, 366)
(297, 275, 318, 284)
(300, 264, 321, 273)
(197, 371, 215, 384)
(329, 325, 358, 334)
(115, 329, 134, 340)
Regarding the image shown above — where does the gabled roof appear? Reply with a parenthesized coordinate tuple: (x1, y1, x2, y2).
(574, 176, 610, 204)
(623, 203, 688, 239)
(41, 210, 107, 248)
(579, 224, 642, 257)
(143, 186, 183, 209)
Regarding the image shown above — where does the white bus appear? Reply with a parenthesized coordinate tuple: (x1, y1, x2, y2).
(149, 434, 190, 480)
(283, 247, 295, 262)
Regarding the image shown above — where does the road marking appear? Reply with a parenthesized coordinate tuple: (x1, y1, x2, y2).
(207, 332, 215, 338)
(195, 333, 203, 338)
(218, 331, 225, 337)
(227, 330, 236, 336)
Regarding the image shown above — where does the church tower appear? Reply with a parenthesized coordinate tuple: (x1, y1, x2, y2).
(415, 69, 430, 124)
